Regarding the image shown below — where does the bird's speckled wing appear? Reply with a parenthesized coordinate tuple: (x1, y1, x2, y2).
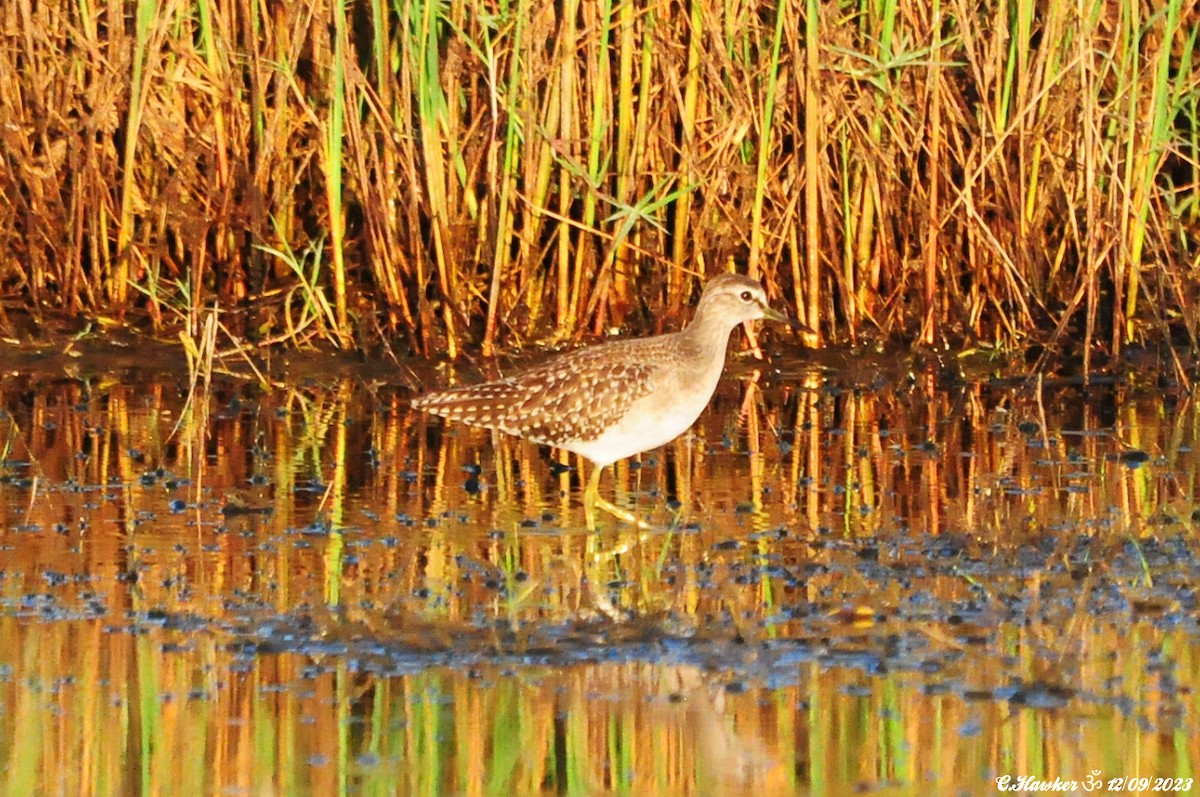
(412, 335, 684, 446)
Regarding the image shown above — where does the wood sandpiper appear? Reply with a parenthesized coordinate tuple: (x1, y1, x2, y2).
(412, 273, 788, 529)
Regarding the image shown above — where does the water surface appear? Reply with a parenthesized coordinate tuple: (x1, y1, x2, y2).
(0, 348, 1197, 796)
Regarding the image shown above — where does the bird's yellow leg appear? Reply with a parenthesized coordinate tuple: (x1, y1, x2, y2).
(583, 466, 600, 532)
(594, 495, 651, 529)
(586, 465, 651, 530)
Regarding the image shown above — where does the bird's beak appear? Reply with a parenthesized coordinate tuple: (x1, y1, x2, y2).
(760, 305, 788, 324)
(742, 304, 793, 360)
(759, 304, 817, 335)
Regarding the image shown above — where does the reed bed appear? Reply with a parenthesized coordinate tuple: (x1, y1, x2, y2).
(0, 0, 1195, 362)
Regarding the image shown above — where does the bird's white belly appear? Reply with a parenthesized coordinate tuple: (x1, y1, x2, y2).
(561, 374, 719, 466)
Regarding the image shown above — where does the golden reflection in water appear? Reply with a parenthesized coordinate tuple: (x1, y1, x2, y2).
(0, 368, 1198, 795)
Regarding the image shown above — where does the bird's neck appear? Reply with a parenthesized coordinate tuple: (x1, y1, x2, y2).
(678, 313, 738, 372)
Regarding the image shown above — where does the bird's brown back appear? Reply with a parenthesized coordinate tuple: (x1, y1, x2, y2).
(412, 333, 688, 446)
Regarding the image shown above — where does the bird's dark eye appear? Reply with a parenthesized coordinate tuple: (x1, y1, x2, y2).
(740, 290, 752, 301)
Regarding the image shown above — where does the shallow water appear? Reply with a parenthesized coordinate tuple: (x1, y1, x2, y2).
(0, 350, 1198, 796)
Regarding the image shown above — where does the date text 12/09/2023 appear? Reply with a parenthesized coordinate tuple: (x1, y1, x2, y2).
(996, 775, 1194, 792)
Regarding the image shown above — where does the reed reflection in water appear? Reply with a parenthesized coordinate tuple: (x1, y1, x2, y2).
(0, 361, 1197, 795)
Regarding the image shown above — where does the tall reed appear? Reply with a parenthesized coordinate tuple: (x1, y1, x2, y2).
(0, 0, 1194, 370)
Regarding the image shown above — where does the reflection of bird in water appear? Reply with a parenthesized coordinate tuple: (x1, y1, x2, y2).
(657, 664, 782, 793)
